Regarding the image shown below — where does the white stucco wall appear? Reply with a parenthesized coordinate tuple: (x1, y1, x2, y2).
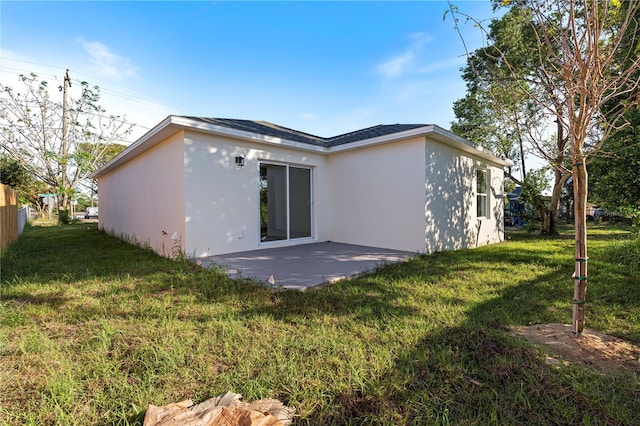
(183, 130, 330, 257)
(327, 137, 427, 253)
(423, 137, 504, 253)
(474, 163, 505, 247)
(97, 124, 506, 258)
(98, 131, 186, 256)
(423, 139, 473, 253)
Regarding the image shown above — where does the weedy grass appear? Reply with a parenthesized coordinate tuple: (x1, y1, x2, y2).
(1, 223, 638, 425)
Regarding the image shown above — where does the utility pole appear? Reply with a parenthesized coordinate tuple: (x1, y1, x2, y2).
(60, 69, 71, 216)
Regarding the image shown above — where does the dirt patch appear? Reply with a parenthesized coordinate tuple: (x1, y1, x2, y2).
(512, 323, 640, 375)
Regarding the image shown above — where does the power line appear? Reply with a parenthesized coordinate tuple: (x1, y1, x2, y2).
(3, 120, 149, 131)
(0, 56, 66, 72)
(0, 65, 62, 81)
(1, 57, 167, 113)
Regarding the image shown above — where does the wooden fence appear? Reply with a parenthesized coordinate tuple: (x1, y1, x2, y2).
(1, 184, 18, 251)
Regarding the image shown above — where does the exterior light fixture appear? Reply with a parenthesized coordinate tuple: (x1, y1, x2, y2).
(235, 156, 245, 167)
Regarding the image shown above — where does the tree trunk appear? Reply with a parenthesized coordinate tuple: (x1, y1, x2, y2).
(572, 159, 588, 334)
(547, 113, 569, 236)
(548, 171, 570, 235)
(533, 199, 550, 233)
(58, 193, 69, 222)
(542, 207, 551, 234)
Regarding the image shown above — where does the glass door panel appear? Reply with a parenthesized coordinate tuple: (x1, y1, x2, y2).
(260, 164, 287, 241)
(289, 167, 311, 239)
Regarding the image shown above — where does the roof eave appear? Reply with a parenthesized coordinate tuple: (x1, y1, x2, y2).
(327, 124, 513, 167)
(91, 117, 513, 179)
(91, 116, 328, 179)
(428, 125, 514, 167)
(182, 117, 328, 153)
(91, 115, 179, 179)
(326, 126, 433, 153)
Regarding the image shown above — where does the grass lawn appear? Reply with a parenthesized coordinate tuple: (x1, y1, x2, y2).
(1, 223, 639, 425)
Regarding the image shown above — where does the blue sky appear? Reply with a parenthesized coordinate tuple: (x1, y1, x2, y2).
(1, 1, 499, 141)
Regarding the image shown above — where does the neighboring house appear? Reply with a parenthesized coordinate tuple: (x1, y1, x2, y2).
(505, 186, 526, 227)
(92, 116, 512, 258)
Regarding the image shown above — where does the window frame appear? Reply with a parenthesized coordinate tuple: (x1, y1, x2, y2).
(476, 169, 489, 219)
(258, 161, 313, 244)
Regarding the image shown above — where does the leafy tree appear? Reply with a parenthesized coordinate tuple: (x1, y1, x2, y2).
(77, 141, 126, 203)
(450, 4, 571, 235)
(451, 87, 524, 179)
(448, 0, 640, 333)
(77, 142, 126, 174)
(0, 155, 51, 214)
(519, 167, 551, 230)
(589, 4, 640, 228)
(589, 111, 640, 227)
(0, 72, 133, 215)
(0, 155, 31, 189)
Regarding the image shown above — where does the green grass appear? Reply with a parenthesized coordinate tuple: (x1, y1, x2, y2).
(1, 223, 639, 425)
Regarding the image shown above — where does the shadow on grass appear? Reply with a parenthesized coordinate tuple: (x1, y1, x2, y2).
(259, 232, 638, 424)
(3, 222, 625, 334)
(381, 325, 638, 425)
(236, 252, 570, 334)
(307, 265, 639, 424)
(239, 276, 422, 326)
(3, 223, 639, 425)
(1, 291, 71, 307)
(1, 224, 180, 284)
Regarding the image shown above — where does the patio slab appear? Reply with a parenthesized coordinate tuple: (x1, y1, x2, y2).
(198, 242, 416, 291)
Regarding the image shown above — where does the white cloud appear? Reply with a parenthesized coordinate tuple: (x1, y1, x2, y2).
(419, 56, 466, 74)
(377, 52, 415, 78)
(77, 39, 138, 80)
(375, 32, 432, 79)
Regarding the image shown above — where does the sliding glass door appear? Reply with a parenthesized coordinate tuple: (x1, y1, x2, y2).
(259, 163, 312, 242)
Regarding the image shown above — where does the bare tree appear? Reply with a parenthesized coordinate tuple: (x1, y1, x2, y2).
(0, 72, 134, 217)
(450, 4, 573, 235)
(448, 0, 640, 333)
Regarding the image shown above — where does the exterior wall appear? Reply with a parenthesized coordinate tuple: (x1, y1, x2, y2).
(98, 132, 186, 256)
(424, 139, 473, 253)
(97, 125, 506, 258)
(183, 130, 329, 257)
(475, 163, 505, 247)
(327, 137, 427, 253)
(423, 137, 504, 253)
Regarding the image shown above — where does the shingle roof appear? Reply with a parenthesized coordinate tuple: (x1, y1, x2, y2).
(92, 116, 512, 179)
(179, 116, 428, 148)
(325, 124, 428, 147)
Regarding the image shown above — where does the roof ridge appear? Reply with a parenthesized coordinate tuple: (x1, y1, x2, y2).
(325, 123, 429, 147)
(327, 124, 387, 142)
(254, 120, 326, 142)
(176, 116, 431, 147)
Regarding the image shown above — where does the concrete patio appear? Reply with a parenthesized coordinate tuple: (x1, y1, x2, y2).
(198, 242, 416, 291)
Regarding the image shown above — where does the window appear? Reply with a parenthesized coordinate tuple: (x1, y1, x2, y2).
(476, 169, 488, 218)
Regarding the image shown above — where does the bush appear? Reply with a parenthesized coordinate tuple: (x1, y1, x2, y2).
(58, 209, 70, 225)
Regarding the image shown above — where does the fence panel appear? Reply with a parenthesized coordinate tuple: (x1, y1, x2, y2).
(18, 207, 28, 235)
(1, 184, 19, 251)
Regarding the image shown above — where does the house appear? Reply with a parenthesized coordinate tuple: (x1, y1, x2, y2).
(92, 116, 512, 258)
(505, 186, 526, 227)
